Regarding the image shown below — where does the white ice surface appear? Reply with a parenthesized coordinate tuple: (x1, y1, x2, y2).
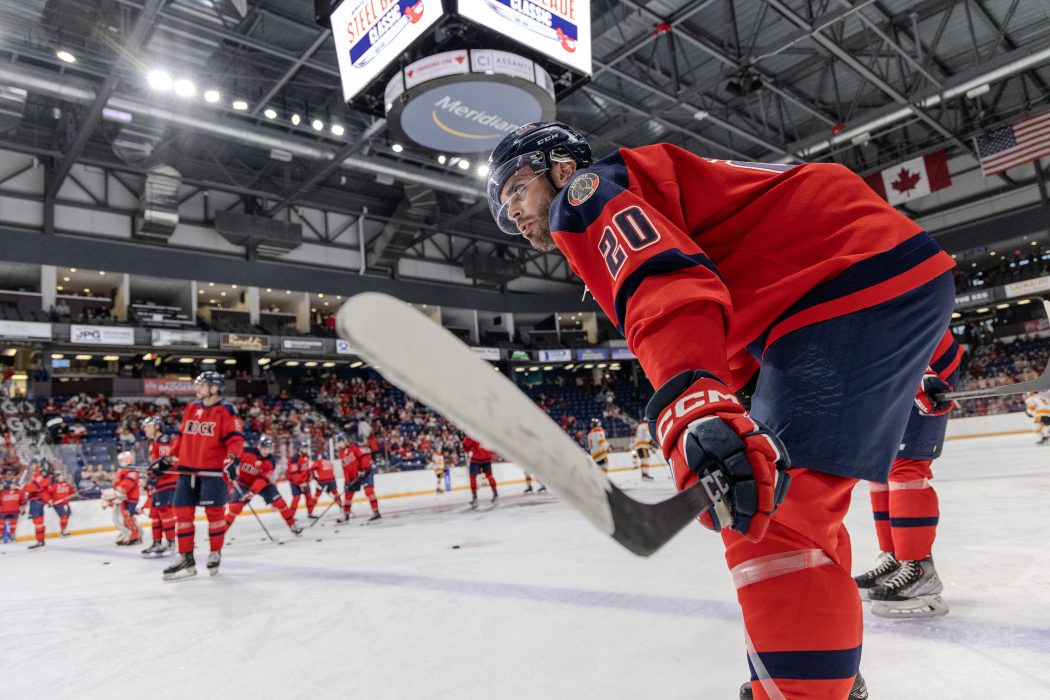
(3, 434, 1049, 699)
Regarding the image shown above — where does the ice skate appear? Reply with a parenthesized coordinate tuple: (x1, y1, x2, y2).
(141, 540, 165, 557)
(163, 553, 197, 581)
(164, 540, 177, 556)
(367, 512, 381, 522)
(1038, 435, 1049, 446)
(206, 550, 222, 576)
(739, 671, 867, 699)
(490, 494, 498, 506)
(289, 522, 303, 536)
(27, 540, 45, 550)
(335, 513, 350, 523)
(538, 485, 547, 493)
(60, 530, 70, 537)
(854, 551, 899, 598)
(869, 555, 948, 618)
(641, 472, 654, 480)
(523, 485, 534, 494)
(470, 495, 478, 509)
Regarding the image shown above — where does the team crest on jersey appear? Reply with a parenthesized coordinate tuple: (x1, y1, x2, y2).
(567, 173, 599, 206)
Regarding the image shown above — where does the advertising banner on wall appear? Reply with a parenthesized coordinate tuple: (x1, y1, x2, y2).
(70, 325, 135, 346)
(610, 347, 636, 360)
(281, 338, 325, 353)
(143, 378, 197, 396)
(220, 333, 270, 352)
(538, 349, 571, 362)
(331, 0, 445, 101)
(458, 0, 592, 74)
(336, 339, 355, 355)
(470, 346, 501, 361)
(576, 348, 609, 361)
(151, 329, 208, 348)
(0, 320, 52, 340)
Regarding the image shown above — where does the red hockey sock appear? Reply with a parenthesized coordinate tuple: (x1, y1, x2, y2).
(271, 497, 295, 524)
(290, 494, 301, 512)
(151, 512, 163, 542)
(469, 474, 478, 495)
(59, 514, 70, 531)
(724, 469, 861, 700)
(306, 490, 318, 514)
(365, 486, 379, 512)
(868, 482, 893, 553)
(205, 506, 227, 552)
(485, 473, 497, 495)
(159, 507, 176, 542)
(226, 501, 245, 527)
(888, 458, 938, 561)
(32, 516, 45, 542)
(174, 506, 196, 554)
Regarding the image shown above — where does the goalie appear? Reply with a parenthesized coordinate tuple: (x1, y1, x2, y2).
(102, 451, 142, 546)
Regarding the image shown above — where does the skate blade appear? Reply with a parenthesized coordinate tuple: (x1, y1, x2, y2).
(163, 567, 198, 581)
(871, 594, 949, 619)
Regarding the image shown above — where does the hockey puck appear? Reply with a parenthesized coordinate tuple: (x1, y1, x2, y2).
(316, 538, 323, 542)
(103, 561, 110, 565)
(260, 538, 266, 542)
(452, 545, 460, 549)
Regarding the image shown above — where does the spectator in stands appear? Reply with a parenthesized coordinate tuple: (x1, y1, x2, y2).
(55, 299, 71, 318)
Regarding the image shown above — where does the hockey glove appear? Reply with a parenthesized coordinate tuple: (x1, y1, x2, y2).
(914, 372, 957, 417)
(645, 370, 791, 543)
(147, 456, 173, 478)
(222, 454, 240, 482)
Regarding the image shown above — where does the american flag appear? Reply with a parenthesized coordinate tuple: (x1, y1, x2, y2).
(974, 109, 1050, 176)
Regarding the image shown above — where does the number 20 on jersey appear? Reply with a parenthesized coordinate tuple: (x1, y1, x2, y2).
(597, 206, 662, 279)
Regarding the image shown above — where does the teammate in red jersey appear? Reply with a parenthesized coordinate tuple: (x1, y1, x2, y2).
(50, 473, 75, 536)
(287, 440, 317, 518)
(855, 329, 965, 619)
(225, 435, 302, 536)
(141, 416, 178, 557)
(462, 435, 498, 509)
(1, 479, 24, 543)
(106, 451, 142, 546)
(153, 371, 244, 581)
(488, 123, 957, 699)
(335, 433, 381, 522)
(22, 463, 52, 549)
(310, 451, 343, 516)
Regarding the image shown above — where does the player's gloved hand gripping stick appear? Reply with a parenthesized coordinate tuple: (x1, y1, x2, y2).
(339, 293, 735, 556)
(644, 370, 791, 543)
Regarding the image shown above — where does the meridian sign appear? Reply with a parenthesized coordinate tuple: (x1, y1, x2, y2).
(331, 0, 445, 101)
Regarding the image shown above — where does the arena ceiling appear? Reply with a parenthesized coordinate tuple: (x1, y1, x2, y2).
(0, 0, 1048, 292)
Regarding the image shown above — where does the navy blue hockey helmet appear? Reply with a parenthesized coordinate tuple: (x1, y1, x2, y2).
(298, 439, 311, 451)
(194, 370, 225, 393)
(258, 435, 275, 450)
(486, 122, 592, 235)
(143, 415, 163, 430)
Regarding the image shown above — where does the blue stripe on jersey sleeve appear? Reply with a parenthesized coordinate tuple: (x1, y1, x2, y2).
(613, 249, 722, 333)
(242, 446, 261, 458)
(930, 338, 961, 374)
(222, 431, 244, 443)
(549, 151, 630, 235)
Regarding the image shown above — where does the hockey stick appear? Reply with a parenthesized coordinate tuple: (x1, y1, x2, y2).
(336, 293, 725, 557)
(306, 497, 339, 528)
(937, 298, 1050, 401)
(246, 501, 281, 545)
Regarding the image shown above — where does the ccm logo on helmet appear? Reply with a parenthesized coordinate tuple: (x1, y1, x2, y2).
(656, 389, 740, 444)
(182, 420, 217, 437)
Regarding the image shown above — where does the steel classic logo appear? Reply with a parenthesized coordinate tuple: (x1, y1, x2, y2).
(345, 0, 426, 67)
(482, 0, 578, 52)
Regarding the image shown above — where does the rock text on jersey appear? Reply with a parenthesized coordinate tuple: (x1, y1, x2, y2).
(182, 420, 217, 437)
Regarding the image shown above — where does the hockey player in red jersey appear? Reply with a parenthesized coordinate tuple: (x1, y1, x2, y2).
(335, 433, 381, 522)
(22, 464, 52, 549)
(107, 452, 142, 546)
(310, 450, 343, 516)
(1, 479, 24, 543)
(488, 122, 957, 699)
(141, 416, 177, 557)
(225, 435, 302, 536)
(462, 435, 498, 509)
(152, 371, 244, 581)
(855, 329, 964, 619)
(287, 440, 317, 518)
(50, 473, 75, 536)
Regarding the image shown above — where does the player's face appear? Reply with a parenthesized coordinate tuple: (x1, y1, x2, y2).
(144, 423, 158, 439)
(502, 166, 557, 253)
(260, 446, 272, 457)
(194, 381, 210, 400)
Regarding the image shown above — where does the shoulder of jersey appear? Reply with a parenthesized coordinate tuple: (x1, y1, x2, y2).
(242, 446, 261, 457)
(550, 149, 631, 235)
(216, 401, 238, 415)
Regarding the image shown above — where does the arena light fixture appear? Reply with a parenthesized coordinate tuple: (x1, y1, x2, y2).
(597, 363, 607, 368)
(286, 360, 300, 367)
(318, 293, 324, 298)
(83, 288, 91, 293)
(331, 124, 345, 136)
(349, 361, 363, 368)
(437, 155, 447, 165)
(75, 354, 93, 361)
(996, 303, 1010, 309)
(391, 143, 404, 153)
(2, 349, 16, 357)
(98, 270, 106, 275)
(264, 108, 278, 120)
(148, 70, 172, 91)
(1018, 299, 1032, 305)
(457, 159, 470, 170)
(142, 353, 154, 361)
(266, 288, 272, 292)
(173, 79, 196, 98)
(224, 359, 237, 365)
(583, 364, 594, 369)
(291, 113, 301, 126)
(305, 361, 318, 367)
(232, 99, 249, 111)
(51, 353, 64, 360)
(231, 284, 237, 288)
(323, 362, 336, 368)
(286, 290, 292, 294)
(202, 358, 217, 364)
(529, 366, 539, 371)
(56, 50, 76, 64)
(102, 355, 119, 362)
(976, 307, 990, 313)
(177, 357, 194, 363)
(565, 363, 574, 370)
(514, 367, 525, 372)
(311, 118, 324, 131)
(69, 267, 77, 272)
(542, 365, 553, 371)
(63, 276, 70, 281)
(204, 89, 221, 103)
(951, 312, 962, 319)
(477, 164, 490, 178)
(257, 357, 271, 365)
(198, 289, 204, 294)
(220, 291, 227, 297)
(57, 285, 64, 291)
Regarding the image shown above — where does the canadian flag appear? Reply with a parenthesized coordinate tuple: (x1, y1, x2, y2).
(863, 150, 951, 206)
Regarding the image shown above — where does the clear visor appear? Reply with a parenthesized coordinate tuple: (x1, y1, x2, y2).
(487, 152, 547, 235)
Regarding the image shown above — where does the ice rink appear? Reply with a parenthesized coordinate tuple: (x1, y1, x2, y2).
(3, 433, 1049, 699)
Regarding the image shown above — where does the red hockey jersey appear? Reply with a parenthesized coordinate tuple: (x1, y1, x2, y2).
(50, 481, 75, 507)
(550, 146, 955, 388)
(149, 433, 178, 489)
(171, 400, 244, 470)
(22, 473, 51, 502)
(236, 447, 276, 488)
(287, 453, 312, 485)
(0, 487, 23, 514)
(463, 437, 494, 463)
(311, 458, 336, 482)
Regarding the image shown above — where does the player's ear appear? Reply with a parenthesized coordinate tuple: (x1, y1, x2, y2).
(551, 160, 577, 189)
